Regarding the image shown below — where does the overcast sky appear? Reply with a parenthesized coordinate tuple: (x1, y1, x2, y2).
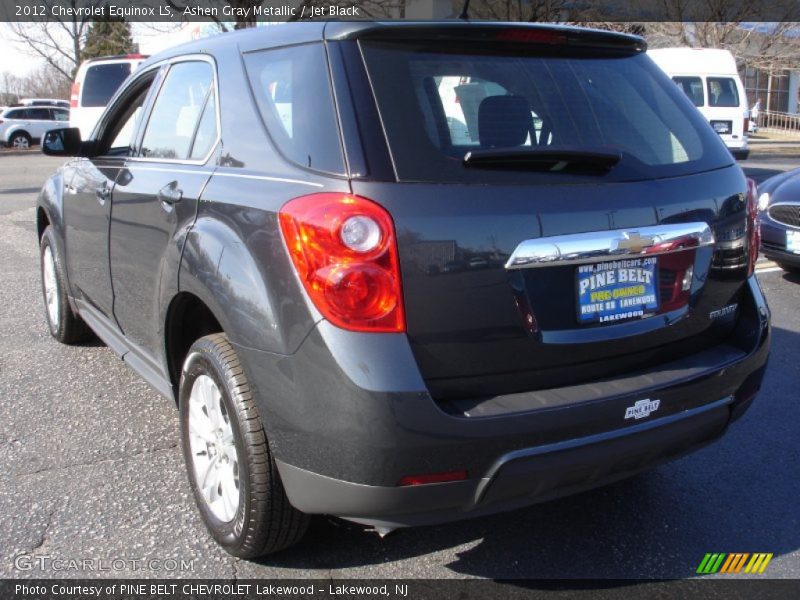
(0, 23, 199, 78)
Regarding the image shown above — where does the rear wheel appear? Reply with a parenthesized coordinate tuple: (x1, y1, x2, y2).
(180, 334, 309, 557)
(8, 132, 31, 149)
(40, 226, 92, 344)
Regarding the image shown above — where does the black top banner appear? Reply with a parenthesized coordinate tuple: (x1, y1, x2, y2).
(2, 0, 800, 23)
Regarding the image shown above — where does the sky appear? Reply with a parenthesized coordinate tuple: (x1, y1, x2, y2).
(0, 22, 200, 79)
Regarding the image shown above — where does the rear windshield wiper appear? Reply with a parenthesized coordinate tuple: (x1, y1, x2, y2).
(463, 147, 622, 175)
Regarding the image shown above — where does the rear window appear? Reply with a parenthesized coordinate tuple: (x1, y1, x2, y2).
(707, 77, 740, 108)
(81, 63, 132, 107)
(672, 76, 704, 107)
(243, 43, 344, 175)
(360, 41, 733, 184)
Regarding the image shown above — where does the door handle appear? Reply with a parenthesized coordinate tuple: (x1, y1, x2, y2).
(158, 182, 183, 205)
(96, 185, 110, 204)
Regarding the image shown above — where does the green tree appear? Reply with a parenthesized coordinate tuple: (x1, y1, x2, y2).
(81, 20, 135, 61)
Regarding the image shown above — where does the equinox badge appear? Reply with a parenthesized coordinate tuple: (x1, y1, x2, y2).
(624, 398, 661, 420)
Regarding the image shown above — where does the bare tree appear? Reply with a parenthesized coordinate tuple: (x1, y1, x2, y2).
(0, 72, 27, 105)
(4, 1, 93, 81)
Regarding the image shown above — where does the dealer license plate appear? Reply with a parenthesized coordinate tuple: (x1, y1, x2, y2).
(787, 230, 800, 254)
(577, 258, 659, 324)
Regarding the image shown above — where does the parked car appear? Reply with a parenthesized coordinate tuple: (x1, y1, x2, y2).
(757, 169, 800, 273)
(649, 48, 750, 160)
(37, 22, 769, 557)
(0, 105, 69, 149)
(20, 98, 70, 109)
(69, 54, 148, 140)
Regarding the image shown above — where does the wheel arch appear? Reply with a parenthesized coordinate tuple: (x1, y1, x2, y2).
(163, 291, 225, 404)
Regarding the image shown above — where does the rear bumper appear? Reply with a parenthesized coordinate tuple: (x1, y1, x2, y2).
(731, 148, 750, 160)
(234, 277, 770, 528)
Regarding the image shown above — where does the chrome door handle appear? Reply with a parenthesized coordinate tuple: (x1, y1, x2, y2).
(158, 182, 183, 205)
(96, 185, 110, 204)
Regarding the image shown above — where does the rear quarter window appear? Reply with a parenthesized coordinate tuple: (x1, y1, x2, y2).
(81, 63, 132, 107)
(359, 41, 733, 184)
(243, 43, 344, 175)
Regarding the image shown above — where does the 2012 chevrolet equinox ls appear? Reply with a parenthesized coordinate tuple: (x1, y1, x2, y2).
(37, 22, 770, 557)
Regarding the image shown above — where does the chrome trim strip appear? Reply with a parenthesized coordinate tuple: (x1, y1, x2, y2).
(473, 395, 733, 506)
(505, 222, 714, 269)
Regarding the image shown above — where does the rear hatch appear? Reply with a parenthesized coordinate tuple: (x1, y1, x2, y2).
(334, 25, 752, 401)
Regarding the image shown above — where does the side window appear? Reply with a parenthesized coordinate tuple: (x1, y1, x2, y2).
(52, 109, 69, 122)
(140, 61, 214, 160)
(672, 76, 704, 107)
(5, 109, 25, 119)
(28, 108, 51, 120)
(244, 44, 344, 174)
(188, 91, 218, 160)
(97, 72, 158, 156)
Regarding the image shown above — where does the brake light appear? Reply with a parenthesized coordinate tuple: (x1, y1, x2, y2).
(279, 193, 405, 333)
(746, 178, 760, 276)
(744, 116, 750, 135)
(70, 82, 79, 108)
(496, 29, 567, 45)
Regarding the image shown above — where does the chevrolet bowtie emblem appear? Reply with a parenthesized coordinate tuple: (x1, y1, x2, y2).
(615, 232, 656, 253)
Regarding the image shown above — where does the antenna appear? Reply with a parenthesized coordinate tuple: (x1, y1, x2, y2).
(458, 0, 471, 20)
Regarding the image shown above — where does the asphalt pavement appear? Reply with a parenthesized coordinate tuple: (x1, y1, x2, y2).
(0, 152, 798, 581)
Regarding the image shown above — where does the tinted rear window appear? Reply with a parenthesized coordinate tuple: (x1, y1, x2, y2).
(707, 77, 740, 107)
(360, 41, 733, 184)
(82, 63, 132, 107)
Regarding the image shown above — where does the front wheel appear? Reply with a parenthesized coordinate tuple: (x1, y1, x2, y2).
(9, 132, 32, 149)
(40, 226, 92, 344)
(180, 334, 309, 557)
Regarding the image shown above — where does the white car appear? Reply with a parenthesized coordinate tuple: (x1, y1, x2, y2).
(70, 54, 147, 140)
(0, 106, 69, 149)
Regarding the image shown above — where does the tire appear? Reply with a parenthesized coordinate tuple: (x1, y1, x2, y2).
(8, 131, 32, 149)
(40, 226, 92, 344)
(179, 334, 309, 557)
(778, 262, 800, 275)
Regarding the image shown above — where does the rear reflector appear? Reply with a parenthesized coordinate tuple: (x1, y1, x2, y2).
(398, 470, 468, 486)
(745, 178, 760, 276)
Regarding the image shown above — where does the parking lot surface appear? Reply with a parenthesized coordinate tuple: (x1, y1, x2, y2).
(1, 153, 798, 580)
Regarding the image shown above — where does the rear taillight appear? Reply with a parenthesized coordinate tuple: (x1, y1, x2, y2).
(70, 82, 79, 108)
(279, 193, 405, 333)
(746, 178, 760, 276)
(744, 116, 750, 135)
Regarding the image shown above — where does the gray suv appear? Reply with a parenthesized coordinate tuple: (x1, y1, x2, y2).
(38, 22, 770, 557)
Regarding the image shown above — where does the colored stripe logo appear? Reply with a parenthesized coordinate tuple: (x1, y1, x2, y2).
(696, 553, 773, 574)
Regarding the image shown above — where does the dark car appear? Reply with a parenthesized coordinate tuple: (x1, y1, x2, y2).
(37, 22, 769, 557)
(758, 169, 800, 273)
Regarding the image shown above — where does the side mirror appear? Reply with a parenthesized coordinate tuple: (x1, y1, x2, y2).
(42, 128, 82, 156)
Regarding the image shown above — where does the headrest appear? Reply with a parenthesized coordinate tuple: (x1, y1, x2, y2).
(478, 95, 532, 148)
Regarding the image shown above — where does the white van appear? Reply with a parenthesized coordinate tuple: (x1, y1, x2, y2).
(70, 54, 147, 140)
(648, 47, 749, 160)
